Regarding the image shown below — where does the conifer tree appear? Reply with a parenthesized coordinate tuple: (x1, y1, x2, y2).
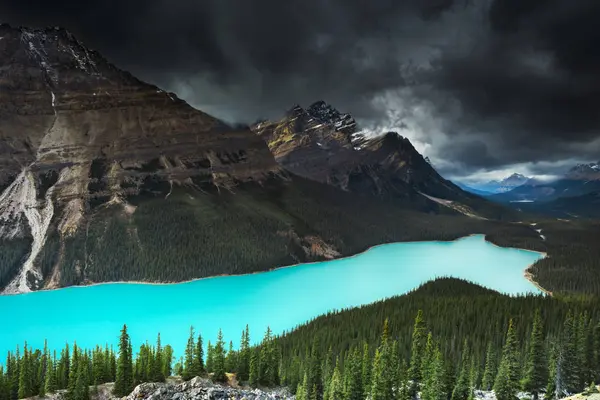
(37, 341, 48, 397)
(259, 326, 278, 386)
(237, 325, 251, 382)
(249, 349, 260, 387)
(422, 346, 446, 400)
(522, 310, 548, 400)
(225, 341, 236, 373)
(409, 310, 427, 394)
(162, 345, 173, 378)
(113, 325, 133, 397)
(494, 320, 520, 400)
(296, 373, 309, 400)
(206, 341, 214, 374)
(182, 327, 196, 380)
(151, 333, 165, 382)
(452, 340, 471, 400)
(481, 343, 497, 390)
(18, 344, 32, 399)
(45, 355, 57, 394)
(212, 329, 227, 383)
(370, 348, 387, 400)
(559, 311, 580, 394)
(361, 342, 371, 398)
(193, 333, 204, 376)
(344, 347, 363, 400)
(421, 332, 435, 382)
(328, 359, 343, 400)
(307, 336, 323, 399)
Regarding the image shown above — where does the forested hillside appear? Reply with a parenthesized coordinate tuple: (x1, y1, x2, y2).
(31, 175, 539, 289)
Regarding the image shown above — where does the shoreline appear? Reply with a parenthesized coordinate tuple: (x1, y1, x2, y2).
(483, 239, 550, 296)
(2, 233, 550, 296)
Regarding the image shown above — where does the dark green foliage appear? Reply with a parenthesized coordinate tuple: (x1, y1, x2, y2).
(113, 325, 133, 397)
(211, 330, 227, 383)
(481, 343, 497, 391)
(236, 325, 251, 383)
(452, 340, 471, 400)
(522, 310, 548, 399)
(494, 320, 520, 400)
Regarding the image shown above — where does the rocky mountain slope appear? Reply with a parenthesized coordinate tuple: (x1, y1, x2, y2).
(0, 24, 282, 293)
(252, 102, 516, 220)
(1, 24, 538, 295)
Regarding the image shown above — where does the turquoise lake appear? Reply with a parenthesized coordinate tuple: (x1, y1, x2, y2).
(0, 235, 544, 357)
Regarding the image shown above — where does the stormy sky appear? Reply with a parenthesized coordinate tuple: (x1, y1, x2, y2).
(1, 0, 599, 182)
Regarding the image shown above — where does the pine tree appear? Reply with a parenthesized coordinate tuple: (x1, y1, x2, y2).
(37, 340, 48, 397)
(494, 320, 520, 400)
(296, 373, 309, 400)
(259, 326, 278, 386)
(18, 344, 32, 399)
(193, 333, 204, 376)
(361, 342, 371, 398)
(206, 341, 214, 374)
(163, 345, 173, 378)
(452, 340, 471, 400)
(237, 325, 251, 383)
(370, 348, 387, 400)
(307, 336, 323, 400)
(558, 311, 580, 394)
(249, 349, 260, 387)
(45, 354, 57, 394)
(328, 359, 343, 400)
(182, 326, 196, 380)
(344, 347, 363, 400)
(481, 343, 497, 390)
(422, 346, 446, 400)
(593, 322, 600, 383)
(522, 310, 548, 400)
(212, 329, 227, 383)
(409, 310, 427, 394)
(150, 333, 164, 382)
(113, 325, 133, 397)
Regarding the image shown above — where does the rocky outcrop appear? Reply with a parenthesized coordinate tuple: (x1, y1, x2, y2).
(0, 24, 279, 293)
(119, 378, 294, 400)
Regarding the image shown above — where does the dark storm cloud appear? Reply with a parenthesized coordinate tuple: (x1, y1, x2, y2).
(1, 0, 599, 180)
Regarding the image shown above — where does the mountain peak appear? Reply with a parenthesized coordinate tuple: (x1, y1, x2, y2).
(566, 161, 600, 180)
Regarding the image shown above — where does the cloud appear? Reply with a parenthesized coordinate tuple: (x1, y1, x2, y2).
(1, 0, 599, 179)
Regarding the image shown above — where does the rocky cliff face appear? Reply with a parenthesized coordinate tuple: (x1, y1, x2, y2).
(0, 24, 279, 293)
(253, 102, 482, 206)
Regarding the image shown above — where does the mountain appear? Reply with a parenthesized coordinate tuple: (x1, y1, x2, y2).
(490, 162, 600, 204)
(459, 173, 530, 194)
(252, 101, 516, 220)
(0, 24, 525, 294)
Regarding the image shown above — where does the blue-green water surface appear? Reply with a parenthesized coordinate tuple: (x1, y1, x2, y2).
(0, 235, 544, 356)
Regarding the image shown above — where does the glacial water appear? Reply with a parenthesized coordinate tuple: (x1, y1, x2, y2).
(0, 235, 544, 356)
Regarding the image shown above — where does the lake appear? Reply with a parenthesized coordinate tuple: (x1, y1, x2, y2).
(0, 235, 544, 357)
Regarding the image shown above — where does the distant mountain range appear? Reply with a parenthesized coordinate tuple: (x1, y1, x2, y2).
(487, 162, 600, 218)
(457, 173, 530, 195)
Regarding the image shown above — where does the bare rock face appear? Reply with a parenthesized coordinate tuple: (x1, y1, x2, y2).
(252, 102, 468, 202)
(0, 24, 279, 293)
